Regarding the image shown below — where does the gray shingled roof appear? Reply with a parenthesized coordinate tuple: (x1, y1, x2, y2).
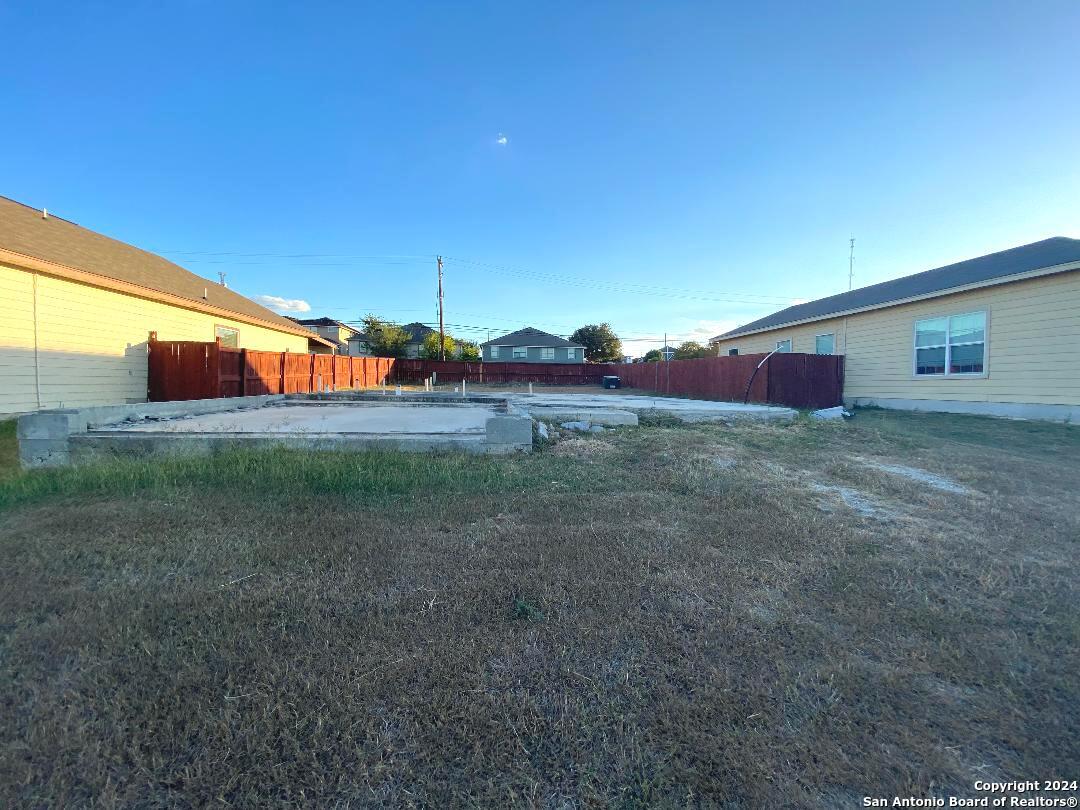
(0, 195, 324, 341)
(714, 237, 1080, 341)
(481, 327, 582, 348)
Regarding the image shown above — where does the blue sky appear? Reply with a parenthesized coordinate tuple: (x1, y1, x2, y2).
(3, 1, 1079, 353)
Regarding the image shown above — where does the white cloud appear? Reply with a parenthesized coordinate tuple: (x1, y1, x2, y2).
(789, 298, 809, 306)
(685, 319, 739, 343)
(253, 295, 311, 314)
(496, 133, 508, 145)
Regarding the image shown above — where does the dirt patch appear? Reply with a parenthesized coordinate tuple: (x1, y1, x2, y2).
(857, 458, 968, 493)
(547, 436, 613, 459)
(810, 482, 895, 519)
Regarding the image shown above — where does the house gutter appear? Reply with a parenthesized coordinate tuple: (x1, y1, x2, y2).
(709, 259, 1080, 343)
(0, 247, 335, 348)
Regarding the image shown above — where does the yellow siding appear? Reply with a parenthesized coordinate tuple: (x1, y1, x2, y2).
(0, 263, 309, 414)
(713, 271, 1080, 407)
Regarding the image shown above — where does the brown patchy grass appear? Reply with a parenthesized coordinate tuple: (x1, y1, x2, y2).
(0, 411, 1078, 807)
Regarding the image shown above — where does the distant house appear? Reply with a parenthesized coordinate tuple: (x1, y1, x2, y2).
(347, 322, 436, 358)
(481, 327, 585, 364)
(295, 317, 360, 355)
(0, 195, 332, 415)
(709, 237, 1080, 422)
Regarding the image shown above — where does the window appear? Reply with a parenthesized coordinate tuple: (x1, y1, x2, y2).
(915, 311, 985, 376)
(513, 346, 527, 359)
(815, 333, 835, 355)
(566, 348, 579, 361)
(540, 347, 555, 360)
(775, 339, 792, 353)
(490, 345, 500, 359)
(728, 348, 739, 356)
(215, 325, 238, 348)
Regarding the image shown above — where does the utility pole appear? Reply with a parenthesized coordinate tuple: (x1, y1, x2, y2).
(437, 255, 446, 361)
(848, 237, 856, 291)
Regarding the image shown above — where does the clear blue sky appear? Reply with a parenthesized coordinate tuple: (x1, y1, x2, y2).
(3, 1, 1079, 353)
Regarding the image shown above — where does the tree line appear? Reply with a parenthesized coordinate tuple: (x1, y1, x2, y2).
(357, 317, 712, 363)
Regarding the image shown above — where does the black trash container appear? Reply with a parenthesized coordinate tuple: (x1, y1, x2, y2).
(602, 375, 621, 389)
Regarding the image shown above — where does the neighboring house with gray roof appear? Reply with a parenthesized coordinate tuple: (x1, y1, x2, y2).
(480, 327, 585, 364)
(710, 237, 1080, 421)
(347, 322, 435, 358)
(295, 317, 361, 355)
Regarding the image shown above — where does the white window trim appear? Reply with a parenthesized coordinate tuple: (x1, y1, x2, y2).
(490, 345, 501, 358)
(912, 309, 989, 379)
(775, 339, 792, 353)
(540, 347, 555, 360)
(512, 346, 528, 358)
(814, 332, 835, 355)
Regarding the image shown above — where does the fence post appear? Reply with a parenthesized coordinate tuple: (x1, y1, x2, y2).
(281, 352, 287, 394)
(239, 348, 247, 397)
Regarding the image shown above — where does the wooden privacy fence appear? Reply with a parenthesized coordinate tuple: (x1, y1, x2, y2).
(148, 338, 844, 409)
(148, 338, 396, 401)
(393, 359, 606, 385)
(608, 353, 845, 411)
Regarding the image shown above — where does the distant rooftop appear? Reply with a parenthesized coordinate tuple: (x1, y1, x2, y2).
(481, 327, 582, 348)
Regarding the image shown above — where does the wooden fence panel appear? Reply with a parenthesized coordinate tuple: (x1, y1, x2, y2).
(147, 342, 843, 409)
(148, 340, 219, 401)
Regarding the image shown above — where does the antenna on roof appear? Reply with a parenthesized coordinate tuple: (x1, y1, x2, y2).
(217, 272, 227, 287)
(848, 237, 856, 290)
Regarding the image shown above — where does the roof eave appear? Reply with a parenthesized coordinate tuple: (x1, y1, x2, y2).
(0, 246, 336, 347)
(708, 259, 1080, 343)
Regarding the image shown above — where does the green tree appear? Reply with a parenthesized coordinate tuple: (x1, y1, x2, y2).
(457, 340, 481, 361)
(674, 341, 711, 360)
(360, 314, 410, 358)
(642, 349, 662, 362)
(420, 331, 456, 360)
(569, 323, 623, 363)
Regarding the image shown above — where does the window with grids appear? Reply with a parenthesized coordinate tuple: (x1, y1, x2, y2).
(490, 345, 500, 359)
(513, 346, 527, 359)
(914, 311, 985, 375)
(540, 347, 554, 360)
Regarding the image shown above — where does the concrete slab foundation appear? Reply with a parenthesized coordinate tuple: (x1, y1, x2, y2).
(17, 389, 796, 468)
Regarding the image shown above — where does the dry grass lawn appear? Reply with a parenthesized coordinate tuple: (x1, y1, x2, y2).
(0, 410, 1077, 807)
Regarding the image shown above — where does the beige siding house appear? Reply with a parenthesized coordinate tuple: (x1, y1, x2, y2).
(711, 238, 1080, 421)
(0, 196, 331, 415)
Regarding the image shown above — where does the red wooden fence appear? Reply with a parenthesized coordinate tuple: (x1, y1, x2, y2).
(148, 339, 397, 401)
(393, 359, 606, 385)
(148, 339, 844, 409)
(606, 353, 844, 410)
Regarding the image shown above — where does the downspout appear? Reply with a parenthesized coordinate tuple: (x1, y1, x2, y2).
(32, 271, 42, 409)
(742, 347, 780, 404)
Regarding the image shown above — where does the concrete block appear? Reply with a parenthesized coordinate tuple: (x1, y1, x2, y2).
(485, 414, 533, 447)
(526, 407, 638, 426)
(19, 438, 71, 468)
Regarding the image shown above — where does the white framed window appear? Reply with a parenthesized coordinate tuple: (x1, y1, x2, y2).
(728, 348, 739, 356)
(815, 333, 835, 355)
(775, 339, 792, 353)
(215, 325, 239, 348)
(914, 311, 986, 376)
(540, 347, 555, 360)
(513, 346, 527, 359)
(490, 345, 500, 359)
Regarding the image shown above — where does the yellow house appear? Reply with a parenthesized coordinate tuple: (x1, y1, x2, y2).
(710, 237, 1080, 422)
(0, 195, 332, 415)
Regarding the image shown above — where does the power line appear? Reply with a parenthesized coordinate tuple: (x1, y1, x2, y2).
(154, 248, 804, 304)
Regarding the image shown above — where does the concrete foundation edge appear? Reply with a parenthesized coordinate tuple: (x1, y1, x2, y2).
(846, 397, 1079, 424)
